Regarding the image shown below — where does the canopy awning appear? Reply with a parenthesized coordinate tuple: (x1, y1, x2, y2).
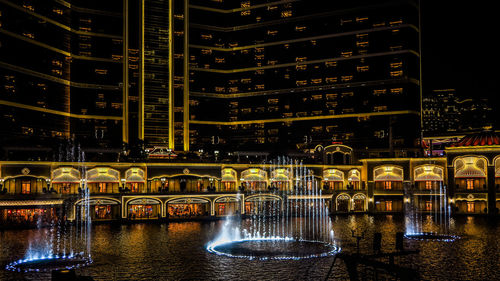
(125, 168, 146, 183)
(86, 168, 120, 183)
(323, 169, 344, 181)
(241, 168, 267, 182)
(374, 166, 403, 181)
(51, 167, 80, 183)
(414, 165, 444, 181)
(0, 200, 64, 207)
(221, 168, 237, 182)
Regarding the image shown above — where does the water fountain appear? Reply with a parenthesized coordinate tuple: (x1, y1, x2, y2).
(5, 141, 93, 272)
(404, 181, 459, 242)
(207, 158, 339, 260)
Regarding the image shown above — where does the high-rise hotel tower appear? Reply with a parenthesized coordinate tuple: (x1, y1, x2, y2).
(0, 0, 422, 158)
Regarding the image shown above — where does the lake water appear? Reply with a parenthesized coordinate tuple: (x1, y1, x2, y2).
(1, 215, 499, 280)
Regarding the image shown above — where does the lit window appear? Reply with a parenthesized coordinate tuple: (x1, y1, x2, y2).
(99, 183, 107, 193)
(425, 201, 432, 211)
(384, 181, 392, 190)
(385, 201, 393, 211)
(466, 179, 474, 190)
(22, 181, 31, 194)
(425, 181, 432, 190)
(467, 202, 475, 213)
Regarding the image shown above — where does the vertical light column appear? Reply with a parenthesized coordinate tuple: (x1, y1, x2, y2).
(183, 0, 190, 151)
(168, 0, 175, 149)
(138, 0, 145, 140)
(122, 0, 129, 143)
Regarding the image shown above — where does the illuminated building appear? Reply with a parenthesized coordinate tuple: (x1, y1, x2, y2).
(423, 89, 494, 135)
(1, 0, 422, 159)
(188, 0, 422, 153)
(1, 131, 499, 228)
(0, 0, 124, 160)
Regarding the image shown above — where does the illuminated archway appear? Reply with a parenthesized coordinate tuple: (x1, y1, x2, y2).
(453, 156, 487, 191)
(414, 165, 444, 191)
(373, 165, 404, 191)
(336, 193, 351, 212)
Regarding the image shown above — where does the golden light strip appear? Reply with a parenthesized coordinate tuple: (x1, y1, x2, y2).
(0, 99, 123, 120)
(0, 28, 120, 63)
(0, 0, 121, 39)
(0, 200, 64, 206)
(189, 0, 299, 13)
(183, 0, 190, 151)
(190, 24, 417, 51)
(191, 50, 419, 74)
(190, 110, 419, 125)
(168, 0, 175, 149)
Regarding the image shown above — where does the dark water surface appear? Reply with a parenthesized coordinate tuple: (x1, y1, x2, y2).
(1, 215, 499, 280)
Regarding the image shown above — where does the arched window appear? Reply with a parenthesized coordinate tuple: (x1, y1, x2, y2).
(414, 165, 444, 191)
(374, 166, 403, 190)
(454, 156, 487, 191)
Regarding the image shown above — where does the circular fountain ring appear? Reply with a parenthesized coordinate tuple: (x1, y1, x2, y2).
(5, 254, 92, 273)
(404, 232, 460, 242)
(207, 237, 340, 260)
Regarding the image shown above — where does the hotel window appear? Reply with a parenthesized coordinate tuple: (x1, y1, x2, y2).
(385, 201, 393, 211)
(357, 65, 369, 72)
(390, 70, 403, 77)
(99, 183, 107, 193)
(281, 10, 292, 18)
(341, 51, 353, 58)
(384, 181, 392, 190)
(425, 181, 433, 190)
(21, 180, 31, 194)
(325, 61, 337, 68)
(466, 179, 474, 190)
(425, 201, 432, 211)
(356, 17, 368, 23)
(467, 202, 475, 213)
(267, 30, 278, 36)
(326, 77, 338, 83)
(201, 49, 212, 55)
(295, 26, 306, 32)
(341, 75, 353, 82)
(373, 89, 387, 96)
(268, 99, 279, 105)
(390, 88, 403, 94)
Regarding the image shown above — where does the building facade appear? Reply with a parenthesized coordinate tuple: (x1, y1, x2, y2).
(0, 0, 125, 160)
(1, 132, 499, 228)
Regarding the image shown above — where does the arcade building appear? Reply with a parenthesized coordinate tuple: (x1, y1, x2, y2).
(1, 131, 499, 228)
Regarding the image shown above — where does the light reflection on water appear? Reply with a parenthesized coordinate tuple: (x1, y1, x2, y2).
(1, 215, 499, 280)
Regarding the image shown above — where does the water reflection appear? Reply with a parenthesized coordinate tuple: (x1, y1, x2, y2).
(1, 215, 499, 280)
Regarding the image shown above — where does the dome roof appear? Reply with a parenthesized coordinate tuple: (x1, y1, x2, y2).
(449, 131, 500, 147)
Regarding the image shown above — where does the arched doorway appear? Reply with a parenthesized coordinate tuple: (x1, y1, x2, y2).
(167, 198, 210, 218)
(245, 195, 282, 215)
(352, 193, 367, 212)
(336, 194, 350, 212)
(214, 196, 241, 216)
(127, 198, 161, 219)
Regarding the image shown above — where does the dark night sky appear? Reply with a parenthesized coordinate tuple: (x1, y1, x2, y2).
(421, 1, 498, 101)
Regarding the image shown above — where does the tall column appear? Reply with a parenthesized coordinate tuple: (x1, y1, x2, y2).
(183, 0, 190, 151)
(122, 0, 129, 144)
(487, 165, 496, 215)
(168, 0, 175, 149)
